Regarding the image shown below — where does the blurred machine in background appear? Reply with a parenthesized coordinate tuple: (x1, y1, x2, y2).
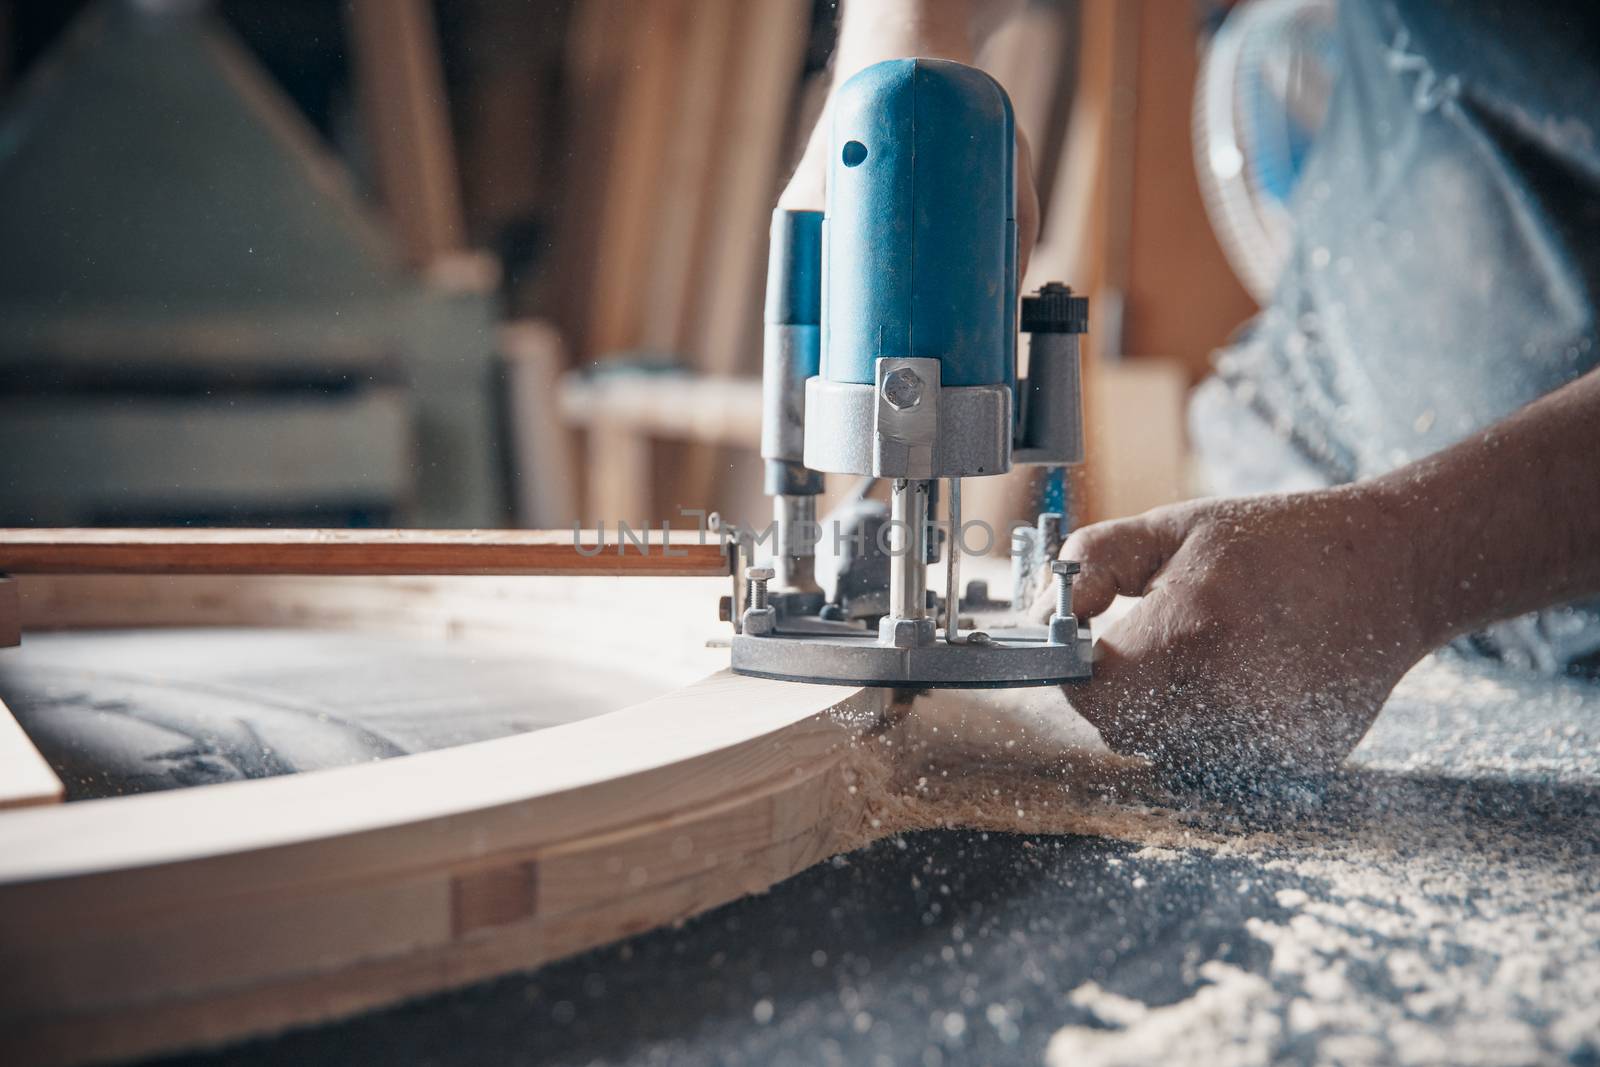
(0, 1, 504, 526)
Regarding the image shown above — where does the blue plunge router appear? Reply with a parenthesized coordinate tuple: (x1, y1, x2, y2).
(822, 59, 1016, 391)
(737, 59, 1094, 689)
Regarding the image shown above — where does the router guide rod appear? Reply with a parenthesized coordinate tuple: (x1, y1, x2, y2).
(733, 58, 1092, 689)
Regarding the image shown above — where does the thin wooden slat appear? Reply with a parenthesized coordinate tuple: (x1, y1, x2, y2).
(0, 530, 728, 578)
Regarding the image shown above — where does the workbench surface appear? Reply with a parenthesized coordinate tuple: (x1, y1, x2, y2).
(148, 654, 1600, 1066)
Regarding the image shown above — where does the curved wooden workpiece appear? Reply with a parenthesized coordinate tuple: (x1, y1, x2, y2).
(0, 571, 1133, 1066)
(0, 675, 883, 1066)
(0, 572, 879, 1065)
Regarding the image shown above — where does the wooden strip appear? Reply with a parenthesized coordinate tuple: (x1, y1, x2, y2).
(0, 692, 63, 810)
(1023, 0, 1138, 526)
(0, 529, 727, 578)
(585, 425, 654, 525)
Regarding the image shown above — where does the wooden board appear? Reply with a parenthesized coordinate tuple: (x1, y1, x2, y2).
(543, 0, 632, 356)
(0, 529, 728, 578)
(558, 374, 762, 450)
(685, 0, 809, 379)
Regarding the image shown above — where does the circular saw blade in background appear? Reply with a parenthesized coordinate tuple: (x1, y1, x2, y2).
(1194, 0, 1340, 305)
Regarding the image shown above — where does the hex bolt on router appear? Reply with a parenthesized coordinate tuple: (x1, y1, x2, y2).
(880, 366, 925, 410)
(742, 567, 776, 636)
(1049, 560, 1080, 645)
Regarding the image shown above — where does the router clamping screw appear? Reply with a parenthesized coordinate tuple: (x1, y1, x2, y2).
(747, 566, 774, 609)
(1051, 560, 1079, 617)
(1048, 560, 1080, 646)
(881, 367, 925, 410)
(742, 567, 777, 636)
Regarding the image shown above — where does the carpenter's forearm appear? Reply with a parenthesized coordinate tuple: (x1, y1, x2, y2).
(1370, 368, 1600, 647)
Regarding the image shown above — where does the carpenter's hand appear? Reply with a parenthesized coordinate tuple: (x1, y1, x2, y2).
(778, 106, 1040, 277)
(1056, 489, 1429, 774)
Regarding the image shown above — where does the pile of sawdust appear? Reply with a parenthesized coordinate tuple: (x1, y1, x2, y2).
(825, 656, 1600, 1064)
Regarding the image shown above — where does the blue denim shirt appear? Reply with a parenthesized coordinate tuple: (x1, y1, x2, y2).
(1191, 0, 1600, 673)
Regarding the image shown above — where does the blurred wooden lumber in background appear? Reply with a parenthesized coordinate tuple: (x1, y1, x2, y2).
(586, 0, 692, 360)
(337, 0, 1258, 528)
(520, 0, 812, 521)
(560, 375, 762, 521)
(677, 0, 811, 507)
(502, 321, 580, 528)
(347, 0, 466, 264)
(641, 0, 743, 356)
(0, 578, 15, 650)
